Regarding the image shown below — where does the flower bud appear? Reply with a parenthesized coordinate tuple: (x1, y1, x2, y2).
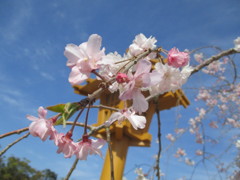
(116, 73, 129, 83)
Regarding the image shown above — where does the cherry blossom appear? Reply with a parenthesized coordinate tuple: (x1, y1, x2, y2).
(119, 59, 160, 113)
(168, 47, 190, 68)
(175, 148, 186, 158)
(175, 128, 186, 134)
(150, 62, 192, 95)
(107, 109, 146, 130)
(185, 157, 195, 166)
(209, 121, 218, 128)
(202, 60, 226, 75)
(194, 52, 204, 63)
(27, 106, 56, 141)
(128, 33, 157, 59)
(98, 52, 126, 81)
(64, 34, 105, 85)
(166, 133, 175, 142)
(234, 37, 240, 51)
(236, 140, 240, 149)
(195, 134, 204, 144)
(134, 168, 149, 180)
(195, 150, 203, 156)
(54, 132, 77, 158)
(75, 135, 105, 160)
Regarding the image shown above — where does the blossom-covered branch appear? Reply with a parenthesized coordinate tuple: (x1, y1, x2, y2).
(191, 48, 239, 75)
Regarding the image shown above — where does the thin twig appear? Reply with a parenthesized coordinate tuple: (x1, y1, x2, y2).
(106, 127, 115, 180)
(64, 158, 79, 180)
(69, 108, 85, 134)
(91, 105, 119, 112)
(0, 122, 90, 139)
(0, 127, 29, 139)
(0, 132, 30, 156)
(84, 100, 93, 134)
(155, 102, 162, 180)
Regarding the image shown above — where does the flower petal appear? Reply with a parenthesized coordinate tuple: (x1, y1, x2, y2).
(68, 66, 89, 85)
(132, 90, 148, 114)
(86, 34, 102, 57)
(64, 44, 83, 67)
(134, 60, 151, 77)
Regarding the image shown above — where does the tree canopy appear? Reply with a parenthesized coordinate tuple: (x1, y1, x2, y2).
(0, 156, 57, 180)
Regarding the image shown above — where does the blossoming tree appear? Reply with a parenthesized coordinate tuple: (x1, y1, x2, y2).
(0, 34, 239, 180)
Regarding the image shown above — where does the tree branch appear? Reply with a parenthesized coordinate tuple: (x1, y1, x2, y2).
(190, 48, 239, 76)
(0, 132, 30, 156)
(0, 127, 29, 139)
(0, 122, 90, 139)
(64, 158, 79, 180)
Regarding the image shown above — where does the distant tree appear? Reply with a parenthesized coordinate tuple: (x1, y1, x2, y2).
(41, 169, 58, 180)
(0, 156, 57, 180)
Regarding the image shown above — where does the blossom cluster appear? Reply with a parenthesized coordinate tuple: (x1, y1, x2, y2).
(27, 107, 105, 160)
(64, 33, 192, 116)
(27, 33, 193, 159)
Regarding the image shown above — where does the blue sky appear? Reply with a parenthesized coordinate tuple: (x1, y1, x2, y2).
(0, 0, 240, 179)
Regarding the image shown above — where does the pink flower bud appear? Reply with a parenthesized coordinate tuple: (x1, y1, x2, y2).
(116, 73, 129, 83)
(168, 47, 190, 68)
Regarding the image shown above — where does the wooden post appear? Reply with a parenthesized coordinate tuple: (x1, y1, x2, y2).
(100, 136, 129, 180)
(73, 79, 190, 180)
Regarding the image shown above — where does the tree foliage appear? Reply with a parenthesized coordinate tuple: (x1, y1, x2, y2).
(0, 156, 57, 180)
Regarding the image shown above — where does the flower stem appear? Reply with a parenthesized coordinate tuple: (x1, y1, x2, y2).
(69, 108, 85, 134)
(84, 100, 92, 134)
(92, 70, 106, 82)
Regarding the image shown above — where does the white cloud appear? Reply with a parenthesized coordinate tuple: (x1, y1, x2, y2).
(0, 84, 35, 114)
(0, 94, 20, 106)
(0, 1, 33, 44)
(40, 72, 55, 81)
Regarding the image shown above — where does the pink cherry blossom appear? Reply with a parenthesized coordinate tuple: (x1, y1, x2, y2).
(64, 34, 105, 85)
(166, 133, 175, 142)
(54, 132, 77, 158)
(168, 47, 189, 68)
(209, 121, 218, 128)
(194, 53, 204, 63)
(175, 128, 185, 134)
(185, 158, 195, 166)
(196, 134, 204, 144)
(195, 150, 203, 156)
(150, 62, 192, 95)
(202, 61, 225, 75)
(174, 148, 186, 158)
(128, 33, 157, 59)
(107, 108, 147, 130)
(75, 135, 105, 160)
(119, 59, 160, 113)
(27, 106, 56, 141)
